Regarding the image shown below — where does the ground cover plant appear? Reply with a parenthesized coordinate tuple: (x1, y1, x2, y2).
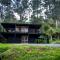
(0, 44, 60, 60)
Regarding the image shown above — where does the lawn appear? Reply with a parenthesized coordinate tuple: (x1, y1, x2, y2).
(0, 44, 60, 60)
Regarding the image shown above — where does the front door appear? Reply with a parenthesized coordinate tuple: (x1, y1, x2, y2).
(21, 36, 28, 43)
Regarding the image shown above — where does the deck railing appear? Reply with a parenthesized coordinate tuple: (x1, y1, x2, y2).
(1, 28, 41, 34)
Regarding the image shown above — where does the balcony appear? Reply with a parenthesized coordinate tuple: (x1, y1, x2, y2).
(15, 27, 28, 33)
(2, 27, 41, 34)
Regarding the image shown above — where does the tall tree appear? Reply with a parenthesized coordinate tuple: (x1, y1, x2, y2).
(44, 0, 60, 28)
(0, 0, 14, 22)
(42, 18, 56, 42)
(0, 0, 29, 23)
(30, 0, 45, 24)
(13, 0, 28, 23)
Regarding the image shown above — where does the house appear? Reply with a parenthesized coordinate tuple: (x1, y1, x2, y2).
(0, 23, 43, 43)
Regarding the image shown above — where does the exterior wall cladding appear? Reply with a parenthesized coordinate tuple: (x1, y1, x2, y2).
(0, 23, 41, 43)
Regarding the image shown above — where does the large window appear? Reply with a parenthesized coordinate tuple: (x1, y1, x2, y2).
(16, 26, 28, 33)
(21, 27, 28, 33)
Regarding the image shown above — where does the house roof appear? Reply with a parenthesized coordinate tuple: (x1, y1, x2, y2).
(1, 23, 41, 28)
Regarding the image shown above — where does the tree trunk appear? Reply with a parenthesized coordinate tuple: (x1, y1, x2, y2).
(50, 35, 53, 41)
(56, 20, 58, 28)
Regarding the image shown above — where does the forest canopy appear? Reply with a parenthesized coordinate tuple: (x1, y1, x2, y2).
(0, 0, 60, 23)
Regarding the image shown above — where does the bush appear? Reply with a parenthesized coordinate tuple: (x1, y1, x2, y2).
(34, 39, 45, 43)
(51, 40, 60, 44)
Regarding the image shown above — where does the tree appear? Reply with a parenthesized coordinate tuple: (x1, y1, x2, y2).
(0, 0, 14, 22)
(13, 0, 28, 23)
(44, 0, 60, 28)
(0, 0, 29, 23)
(30, 16, 44, 24)
(0, 0, 11, 6)
(29, 0, 45, 24)
(42, 18, 56, 43)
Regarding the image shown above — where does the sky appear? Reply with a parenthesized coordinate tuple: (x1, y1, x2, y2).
(13, 11, 20, 20)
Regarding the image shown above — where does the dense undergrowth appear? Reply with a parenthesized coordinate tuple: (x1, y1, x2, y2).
(0, 44, 60, 60)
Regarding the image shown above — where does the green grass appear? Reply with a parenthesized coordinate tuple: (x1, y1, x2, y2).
(0, 44, 60, 60)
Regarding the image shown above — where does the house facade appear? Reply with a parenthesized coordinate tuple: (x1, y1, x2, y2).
(0, 23, 42, 43)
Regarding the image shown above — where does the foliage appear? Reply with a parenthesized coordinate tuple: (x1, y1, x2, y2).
(44, 0, 60, 20)
(0, 44, 60, 60)
(34, 39, 45, 43)
(0, 0, 11, 6)
(0, 0, 29, 23)
(30, 16, 44, 24)
(42, 18, 56, 36)
(51, 40, 60, 44)
(0, 0, 60, 23)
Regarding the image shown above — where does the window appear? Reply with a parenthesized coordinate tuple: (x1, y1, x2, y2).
(21, 27, 28, 33)
(16, 26, 28, 33)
